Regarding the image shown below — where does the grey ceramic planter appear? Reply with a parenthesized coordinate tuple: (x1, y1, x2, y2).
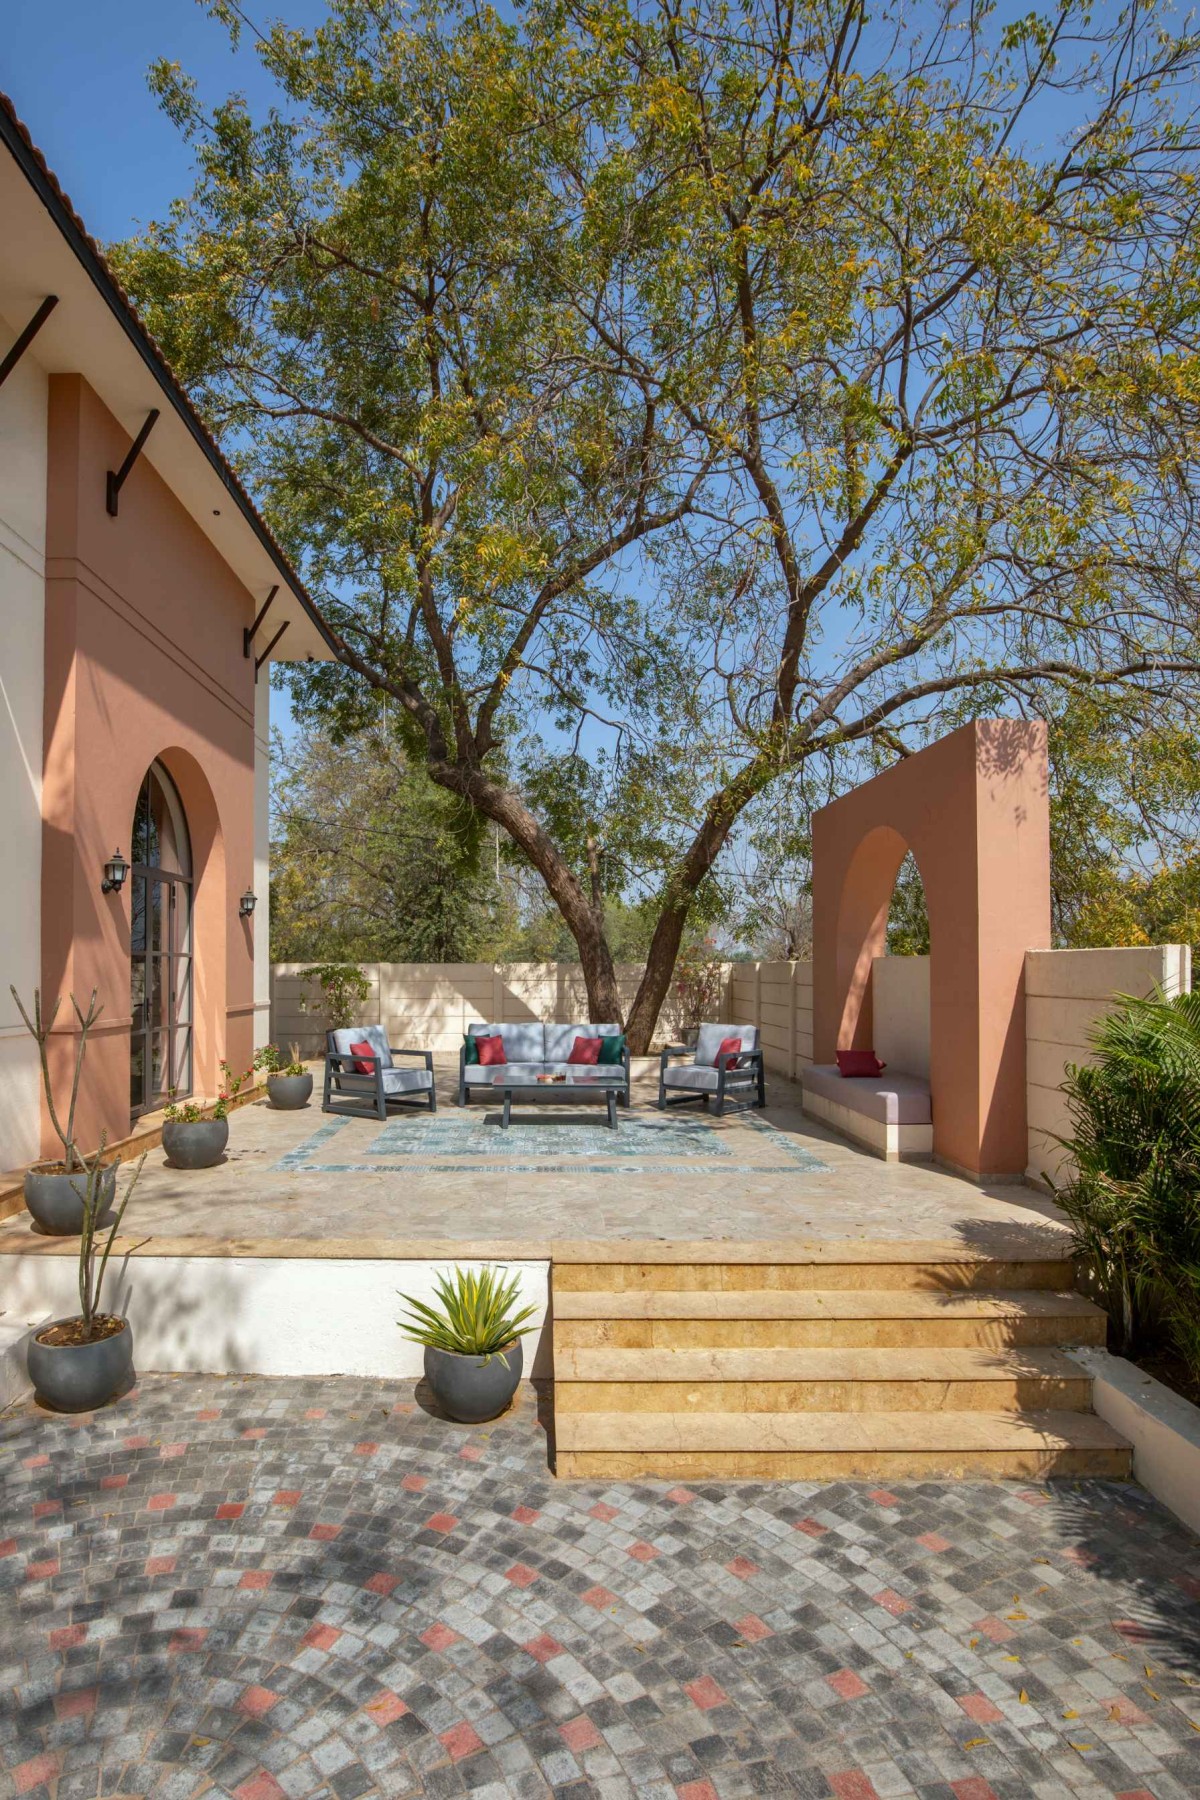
(28, 1317, 133, 1413)
(267, 1072, 313, 1111)
(24, 1162, 117, 1236)
(162, 1116, 229, 1169)
(424, 1340, 523, 1422)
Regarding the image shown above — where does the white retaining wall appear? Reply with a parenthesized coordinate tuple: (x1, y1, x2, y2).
(0, 1255, 552, 1394)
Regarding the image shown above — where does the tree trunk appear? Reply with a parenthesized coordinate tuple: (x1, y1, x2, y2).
(624, 903, 691, 1054)
(427, 760, 625, 1024)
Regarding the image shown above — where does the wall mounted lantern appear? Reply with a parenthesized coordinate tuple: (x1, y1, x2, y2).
(239, 888, 258, 918)
(101, 848, 128, 894)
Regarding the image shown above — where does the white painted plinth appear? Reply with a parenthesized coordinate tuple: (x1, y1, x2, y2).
(0, 1255, 551, 1390)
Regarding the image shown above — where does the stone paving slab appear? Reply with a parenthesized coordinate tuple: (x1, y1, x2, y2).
(0, 1065, 1069, 1254)
(2, 1373, 1200, 1799)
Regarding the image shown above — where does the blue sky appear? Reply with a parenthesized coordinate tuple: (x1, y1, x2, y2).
(4, 0, 329, 242)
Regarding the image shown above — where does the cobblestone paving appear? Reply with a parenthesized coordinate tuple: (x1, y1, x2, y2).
(2, 1375, 1200, 1800)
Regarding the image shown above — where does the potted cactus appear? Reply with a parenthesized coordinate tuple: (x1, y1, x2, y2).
(255, 1042, 313, 1111)
(398, 1267, 537, 1422)
(11, 985, 117, 1235)
(27, 1143, 145, 1412)
(161, 1060, 251, 1169)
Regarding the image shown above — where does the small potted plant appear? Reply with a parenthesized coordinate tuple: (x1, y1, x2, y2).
(11, 985, 117, 1235)
(255, 1042, 313, 1111)
(27, 1142, 146, 1412)
(398, 1266, 537, 1423)
(161, 1060, 251, 1169)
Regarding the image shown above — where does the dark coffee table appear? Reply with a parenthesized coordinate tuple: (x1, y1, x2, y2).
(486, 1069, 624, 1129)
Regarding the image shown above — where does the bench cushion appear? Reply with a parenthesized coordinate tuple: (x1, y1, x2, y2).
(467, 1022, 546, 1062)
(695, 1023, 760, 1067)
(544, 1023, 622, 1061)
(330, 1025, 391, 1070)
(802, 1063, 931, 1126)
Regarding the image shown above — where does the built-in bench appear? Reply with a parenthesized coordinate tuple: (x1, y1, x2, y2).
(801, 1064, 933, 1162)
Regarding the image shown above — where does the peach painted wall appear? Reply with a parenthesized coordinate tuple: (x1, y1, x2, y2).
(40, 375, 259, 1157)
(812, 720, 1052, 1178)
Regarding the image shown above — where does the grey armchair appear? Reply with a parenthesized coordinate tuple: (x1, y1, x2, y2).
(658, 1023, 765, 1116)
(323, 1026, 435, 1121)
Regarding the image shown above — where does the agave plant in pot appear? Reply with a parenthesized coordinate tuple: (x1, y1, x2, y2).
(12, 985, 118, 1235)
(255, 1042, 313, 1111)
(28, 1144, 146, 1412)
(399, 1267, 537, 1423)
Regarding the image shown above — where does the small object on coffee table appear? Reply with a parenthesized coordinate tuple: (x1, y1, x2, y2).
(491, 1069, 622, 1129)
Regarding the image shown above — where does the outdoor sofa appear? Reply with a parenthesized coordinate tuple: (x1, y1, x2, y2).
(458, 1022, 631, 1107)
(658, 1023, 766, 1115)
(323, 1025, 436, 1121)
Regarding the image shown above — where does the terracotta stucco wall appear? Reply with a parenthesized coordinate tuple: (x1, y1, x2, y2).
(40, 375, 259, 1157)
(0, 317, 48, 1171)
(811, 720, 1052, 1177)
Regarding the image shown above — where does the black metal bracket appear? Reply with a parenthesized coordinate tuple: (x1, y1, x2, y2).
(0, 296, 58, 390)
(244, 584, 279, 658)
(254, 620, 290, 678)
(106, 408, 160, 516)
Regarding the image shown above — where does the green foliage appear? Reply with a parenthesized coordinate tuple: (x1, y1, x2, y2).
(397, 1265, 537, 1367)
(886, 855, 930, 957)
(113, 0, 1200, 1036)
(254, 1044, 307, 1077)
(298, 964, 372, 1031)
(74, 1149, 145, 1337)
(164, 1060, 253, 1122)
(665, 939, 727, 1039)
(271, 728, 509, 964)
(1050, 991, 1200, 1382)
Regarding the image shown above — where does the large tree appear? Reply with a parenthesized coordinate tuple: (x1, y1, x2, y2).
(117, 0, 1200, 1048)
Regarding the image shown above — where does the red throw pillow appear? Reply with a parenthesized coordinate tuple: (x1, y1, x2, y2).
(717, 1035, 743, 1069)
(836, 1049, 886, 1078)
(349, 1039, 377, 1075)
(476, 1034, 507, 1067)
(568, 1035, 603, 1065)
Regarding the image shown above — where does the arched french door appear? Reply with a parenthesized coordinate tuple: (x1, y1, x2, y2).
(130, 761, 194, 1115)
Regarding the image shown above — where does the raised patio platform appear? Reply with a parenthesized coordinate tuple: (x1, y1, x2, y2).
(1, 1061, 1127, 1478)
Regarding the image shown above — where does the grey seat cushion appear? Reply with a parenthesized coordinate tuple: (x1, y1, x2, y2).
(662, 1064, 721, 1092)
(694, 1023, 760, 1067)
(464, 1061, 547, 1085)
(330, 1025, 392, 1070)
(468, 1022, 546, 1062)
(802, 1063, 931, 1125)
(543, 1024, 622, 1062)
(381, 1066, 433, 1094)
(465, 1061, 624, 1086)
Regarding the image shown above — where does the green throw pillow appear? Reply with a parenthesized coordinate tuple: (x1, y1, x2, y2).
(463, 1033, 479, 1065)
(597, 1033, 626, 1065)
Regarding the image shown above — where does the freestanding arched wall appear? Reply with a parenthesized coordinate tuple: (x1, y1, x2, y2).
(811, 720, 1051, 1178)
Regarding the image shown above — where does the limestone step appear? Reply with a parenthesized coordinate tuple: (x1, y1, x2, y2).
(553, 1345, 1093, 1412)
(552, 1288, 1107, 1351)
(553, 1254, 1075, 1293)
(554, 1408, 1132, 1481)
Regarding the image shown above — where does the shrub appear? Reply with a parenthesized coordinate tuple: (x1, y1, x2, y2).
(1050, 989, 1200, 1381)
(397, 1266, 537, 1368)
(665, 939, 727, 1040)
(298, 963, 371, 1031)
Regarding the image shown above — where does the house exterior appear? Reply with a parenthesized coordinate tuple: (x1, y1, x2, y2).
(0, 93, 334, 1170)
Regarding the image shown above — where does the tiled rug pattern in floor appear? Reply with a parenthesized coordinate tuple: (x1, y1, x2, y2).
(2, 1374, 1199, 1800)
(271, 1111, 830, 1177)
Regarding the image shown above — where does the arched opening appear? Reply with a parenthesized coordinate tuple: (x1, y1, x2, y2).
(129, 760, 193, 1114)
(876, 850, 931, 1080)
